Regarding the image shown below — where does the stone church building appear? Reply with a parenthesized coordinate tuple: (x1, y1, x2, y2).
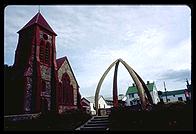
(10, 12, 81, 114)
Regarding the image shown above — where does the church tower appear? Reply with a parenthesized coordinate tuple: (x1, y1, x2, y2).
(13, 12, 58, 114)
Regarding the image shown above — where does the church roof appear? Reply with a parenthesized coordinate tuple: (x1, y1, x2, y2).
(18, 12, 57, 36)
(56, 56, 79, 87)
(56, 56, 67, 70)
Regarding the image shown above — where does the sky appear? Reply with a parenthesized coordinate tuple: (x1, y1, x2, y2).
(4, 5, 191, 98)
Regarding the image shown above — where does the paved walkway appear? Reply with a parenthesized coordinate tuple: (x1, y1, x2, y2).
(75, 115, 109, 131)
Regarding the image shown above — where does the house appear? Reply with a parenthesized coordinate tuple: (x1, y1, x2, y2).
(85, 95, 112, 115)
(104, 94, 127, 107)
(159, 80, 192, 103)
(125, 81, 160, 106)
(159, 89, 188, 103)
(80, 97, 91, 114)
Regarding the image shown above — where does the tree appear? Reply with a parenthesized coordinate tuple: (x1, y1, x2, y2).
(4, 64, 14, 114)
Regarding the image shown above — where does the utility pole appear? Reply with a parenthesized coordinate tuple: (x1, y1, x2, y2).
(186, 78, 189, 87)
(164, 82, 168, 103)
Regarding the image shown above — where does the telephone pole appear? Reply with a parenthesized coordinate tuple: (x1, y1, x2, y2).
(164, 82, 168, 103)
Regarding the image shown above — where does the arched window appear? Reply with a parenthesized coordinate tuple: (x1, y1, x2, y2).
(61, 73, 75, 106)
(62, 73, 70, 105)
(39, 40, 45, 63)
(45, 42, 50, 65)
(39, 40, 51, 65)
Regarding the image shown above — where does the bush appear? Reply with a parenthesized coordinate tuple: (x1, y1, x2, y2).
(108, 103, 193, 131)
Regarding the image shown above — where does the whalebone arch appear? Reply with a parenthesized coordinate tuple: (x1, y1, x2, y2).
(94, 58, 153, 114)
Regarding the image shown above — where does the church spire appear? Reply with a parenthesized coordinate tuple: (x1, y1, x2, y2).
(17, 11, 57, 36)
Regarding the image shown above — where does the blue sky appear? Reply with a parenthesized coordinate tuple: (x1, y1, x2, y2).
(4, 5, 191, 97)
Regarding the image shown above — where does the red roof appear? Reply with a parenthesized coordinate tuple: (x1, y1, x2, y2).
(56, 56, 67, 70)
(18, 12, 57, 36)
(56, 56, 79, 87)
(81, 97, 90, 106)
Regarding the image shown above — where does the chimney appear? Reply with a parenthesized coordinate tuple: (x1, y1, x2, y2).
(132, 83, 135, 87)
(147, 81, 150, 85)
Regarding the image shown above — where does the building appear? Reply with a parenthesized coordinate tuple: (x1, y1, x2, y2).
(12, 12, 58, 114)
(125, 81, 160, 106)
(85, 95, 112, 115)
(104, 94, 127, 107)
(159, 89, 189, 103)
(158, 80, 192, 103)
(57, 56, 81, 113)
(80, 97, 91, 114)
(6, 12, 81, 115)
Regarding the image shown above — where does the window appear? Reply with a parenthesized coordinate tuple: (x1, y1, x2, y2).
(129, 94, 131, 99)
(178, 97, 183, 101)
(43, 33, 48, 40)
(39, 39, 51, 65)
(45, 42, 50, 64)
(39, 40, 44, 63)
(132, 94, 134, 98)
(129, 93, 134, 99)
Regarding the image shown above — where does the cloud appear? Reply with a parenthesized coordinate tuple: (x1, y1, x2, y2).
(158, 69, 191, 82)
(4, 5, 191, 97)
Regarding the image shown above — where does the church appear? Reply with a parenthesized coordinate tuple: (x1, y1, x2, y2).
(10, 12, 81, 114)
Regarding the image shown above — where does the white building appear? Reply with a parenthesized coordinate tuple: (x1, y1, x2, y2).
(159, 89, 187, 103)
(104, 94, 127, 106)
(85, 95, 112, 115)
(80, 97, 91, 114)
(125, 81, 160, 106)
